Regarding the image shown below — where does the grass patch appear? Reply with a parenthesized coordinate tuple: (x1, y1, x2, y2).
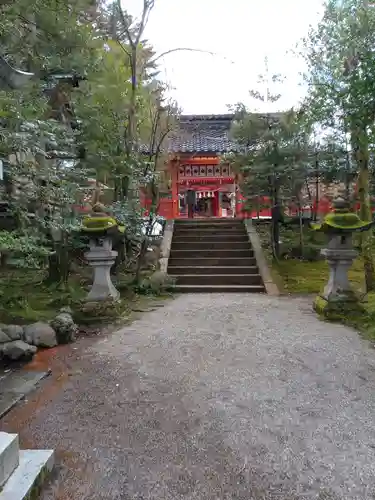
(274, 257, 365, 295)
(0, 266, 174, 326)
(0, 269, 87, 324)
(255, 222, 366, 295)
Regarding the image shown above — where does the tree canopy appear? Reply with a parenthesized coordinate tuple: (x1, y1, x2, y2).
(0, 0, 177, 282)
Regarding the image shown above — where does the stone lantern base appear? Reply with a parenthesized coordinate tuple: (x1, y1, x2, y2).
(84, 237, 119, 302)
(313, 246, 365, 320)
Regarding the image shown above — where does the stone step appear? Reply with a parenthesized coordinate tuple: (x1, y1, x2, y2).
(173, 229, 246, 235)
(0, 449, 54, 500)
(173, 233, 248, 240)
(175, 218, 244, 223)
(174, 274, 263, 286)
(174, 224, 244, 231)
(168, 256, 257, 267)
(174, 284, 265, 293)
(0, 432, 19, 488)
(171, 241, 250, 250)
(175, 220, 244, 225)
(174, 226, 246, 232)
(172, 234, 249, 242)
(170, 249, 254, 259)
(168, 266, 259, 275)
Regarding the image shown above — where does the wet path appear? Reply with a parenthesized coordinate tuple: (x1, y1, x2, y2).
(2, 294, 375, 499)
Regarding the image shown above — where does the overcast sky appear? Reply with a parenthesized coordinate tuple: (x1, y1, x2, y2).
(125, 0, 325, 114)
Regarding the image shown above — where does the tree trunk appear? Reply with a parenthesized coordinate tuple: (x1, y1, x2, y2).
(297, 195, 304, 257)
(46, 253, 61, 284)
(352, 125, 374, 292)
(134, 183, 159, 283)
(314, 154, 319, 222)
(345, 149, 351, 201)
(270, 175, 280, 259)
(45, 242, 70, 287)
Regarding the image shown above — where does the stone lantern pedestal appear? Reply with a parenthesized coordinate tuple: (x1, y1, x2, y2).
(320, 234, 358, 302)
(84, 237, 119, 302)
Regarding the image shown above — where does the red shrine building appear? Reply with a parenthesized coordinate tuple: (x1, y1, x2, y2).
(150, 114, 246, 220)
(142, 113, 352, 220)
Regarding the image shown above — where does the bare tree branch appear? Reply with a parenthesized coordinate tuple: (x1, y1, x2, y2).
(135, 0, 154, 46)
(151, 47, 235, 65)
(116, 40, 131, 59)
(116, 0, 135, 49)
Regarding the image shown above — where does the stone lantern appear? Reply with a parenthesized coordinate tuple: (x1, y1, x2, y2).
(81, 204, 125, 302)
(311, 196, 373, 317)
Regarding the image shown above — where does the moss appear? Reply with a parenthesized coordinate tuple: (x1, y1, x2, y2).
(0, 269, 86, 324)
(272, 257, 365, 295)
(82, 215, 125, 234)
(311, 206, 373, 233)
(312, 211, 371, 231)
(72, 298, 131, 325)
(254, 223, 366, 295)
(0, 266, 173, 326)
(82, 215, 118, 229)
(313, 292, 365, 320)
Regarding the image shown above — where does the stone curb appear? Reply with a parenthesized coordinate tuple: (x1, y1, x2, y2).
(159, 220, 174, 273)
(243, 219, 279, 296)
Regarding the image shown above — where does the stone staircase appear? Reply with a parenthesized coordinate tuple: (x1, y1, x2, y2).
(168, 219, 265, 293)
(0, 432, 54, 499)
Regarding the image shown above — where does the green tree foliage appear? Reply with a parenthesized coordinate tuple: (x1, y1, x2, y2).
(301, 0, 375, 291)
(0, 0, 100, 73)
(229, 74, 311, 259)
(0, 0, 176, 284)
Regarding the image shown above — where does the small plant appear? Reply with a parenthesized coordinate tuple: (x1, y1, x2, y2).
(135, 271, 175, 295)
(0, 231, 50, 268)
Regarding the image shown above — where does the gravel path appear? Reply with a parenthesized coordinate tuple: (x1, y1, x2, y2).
(4, 293, 375, 499)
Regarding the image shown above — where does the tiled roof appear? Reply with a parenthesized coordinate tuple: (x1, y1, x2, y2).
(168, 114, 239, 154)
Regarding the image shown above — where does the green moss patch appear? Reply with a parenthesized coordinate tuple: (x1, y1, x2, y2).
(0, 270, 86, 324)
(72, 298, 131, 325)
(255, 222, 366, 295)
(273, 257, 365, 295)
(313, 293, 365, 321)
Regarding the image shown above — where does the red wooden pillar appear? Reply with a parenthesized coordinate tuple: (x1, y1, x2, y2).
(213, 191, 219, 217)
(170, 158, 179, 219)
(236, 191, 246, 219)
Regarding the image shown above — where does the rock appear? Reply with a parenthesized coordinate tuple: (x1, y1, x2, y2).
(2, 324, 23, 341)
(24, 322, 57, 348)
(0, 329, 10, 344)
(50, 313, 77, 344)
(2, 340, 37, 361)
(141, 271, 175, 293)
(60, 306, 73, 315)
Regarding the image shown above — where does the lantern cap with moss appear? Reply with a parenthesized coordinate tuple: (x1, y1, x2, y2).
(311, 196, 373, 233)
(81, 203, 125, 237)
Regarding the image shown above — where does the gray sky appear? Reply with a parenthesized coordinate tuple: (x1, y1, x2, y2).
(125, 0, 324, 113)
